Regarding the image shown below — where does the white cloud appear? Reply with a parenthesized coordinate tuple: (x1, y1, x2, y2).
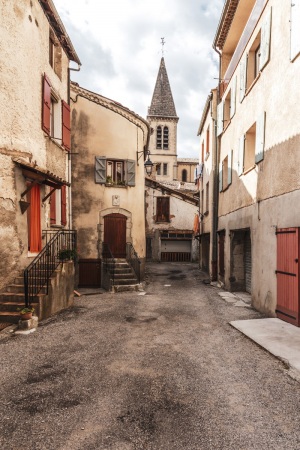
(54, 0, 223, 157)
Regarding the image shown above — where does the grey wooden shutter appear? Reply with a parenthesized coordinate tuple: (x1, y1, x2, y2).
(255, 112, 265, 163)
(239, 55, 247, 102)
(228, 150, 233, 186)
(217, 102, 224, 136)
(95, 156, 106, 184)
(238, 136, 245, 176)
(291, 0, 300, 60)
(230, 77, 237, 118)
(219, 162, 223, 192)
(260, 7, 272, 70)
(127, 159, 136, 186)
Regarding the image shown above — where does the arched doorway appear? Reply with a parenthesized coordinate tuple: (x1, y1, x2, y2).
(104, 213, 127, 257)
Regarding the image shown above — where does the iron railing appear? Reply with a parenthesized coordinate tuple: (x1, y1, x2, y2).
(24, 230, 76, 307)
(126, 242, 141, 284)
(102, 242, 115, 290)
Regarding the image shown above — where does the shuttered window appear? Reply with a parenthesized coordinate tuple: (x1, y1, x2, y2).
(95, 157, 135, 186)
(163, 126, 169, 149)
(156, 197, 170, 222)
(156, 126, 162, 149)
(259, 7, 272, 71)
(239, 55, 247, 102)
(50, 187, 67, 227)
(255, 112, 265, 163)
(238, 135, 245, 176)
(50, 189, 56, 225)
(230, 77, 237, 118)
(42, 73, 51, 135)
(291, 0, 300, 60)
(62, 100, 71, 151)
(217, 102, 224, 136)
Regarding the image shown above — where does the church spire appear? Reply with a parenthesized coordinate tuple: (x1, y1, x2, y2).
(148, 57, 178, 119)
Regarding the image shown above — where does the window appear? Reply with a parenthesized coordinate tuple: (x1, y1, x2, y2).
(156, 126, 162, 149)
(247, 31, 261, 89)
(240, 8, 271, 101)
(156, 197, 170, 222)
(201, 189, 204, 215)
(95, 157, 135, 186)
(206, 126, 210, 155)
(220, 151, 232, 191)
(49, 29, 62, 78)
(163, 163, 168, 176)
(224, 90, 231, 128)
(42, 74, 70, 150)
(50, 186, 67, 227)
(238, 113, 265, 176)
(205, 182, 209, 214)
(156, 163, 161, 176)
(49, 35, 55, 68)
(106, 160, 125, 184)
(217, 102, 224, 136)
(182, 169, 187, 182)
(201, 141, 204, 163)
(163, 126, 169, 149)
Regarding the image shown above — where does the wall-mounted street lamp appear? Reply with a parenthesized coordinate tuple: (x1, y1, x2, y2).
(137, 149, 154, 176)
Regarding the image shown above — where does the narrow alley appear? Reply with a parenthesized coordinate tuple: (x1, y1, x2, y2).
(1, 263, 300, 450)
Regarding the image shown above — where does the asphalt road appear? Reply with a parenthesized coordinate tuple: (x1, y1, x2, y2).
(1, 262, 300, 450)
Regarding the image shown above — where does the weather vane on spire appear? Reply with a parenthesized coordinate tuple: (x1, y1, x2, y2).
(161, 37, 165, 56)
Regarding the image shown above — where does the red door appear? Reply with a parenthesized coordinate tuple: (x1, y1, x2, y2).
(104, 213, 127, 258)
(27, 184, 42, 253)
(276, 227, 300, 326)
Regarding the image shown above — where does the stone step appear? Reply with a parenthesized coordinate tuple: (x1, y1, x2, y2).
(0, 292, 45, 303)
(114, 273, 136, 280)
(113, 284, 140, 293)
(7, 285, 47, 294)
(0, 301, 39, 313)
(113, 278, 138, 285)
(0, 311, 21, 324)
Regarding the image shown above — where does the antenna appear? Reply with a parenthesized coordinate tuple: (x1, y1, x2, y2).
(161, 37, 165, 56)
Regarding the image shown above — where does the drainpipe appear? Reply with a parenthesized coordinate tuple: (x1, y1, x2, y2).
(211, 46, 222, 281)
(67, 64, 81, 232)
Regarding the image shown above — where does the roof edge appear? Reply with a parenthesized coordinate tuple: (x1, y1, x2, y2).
(213, 0, 239, 51)
(197, 93, 213, 136)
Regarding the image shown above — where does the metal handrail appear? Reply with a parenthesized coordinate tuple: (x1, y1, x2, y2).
(24, 230, 77, 307)
(102, 242, 115, 290)
(126, 242, 141, 284)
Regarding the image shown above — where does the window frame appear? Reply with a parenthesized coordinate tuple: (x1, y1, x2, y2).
(156, 196, 170, 223)
(156, 126, 162, 149)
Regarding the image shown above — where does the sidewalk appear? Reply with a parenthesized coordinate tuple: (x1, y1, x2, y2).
(230, 318, 300, 380)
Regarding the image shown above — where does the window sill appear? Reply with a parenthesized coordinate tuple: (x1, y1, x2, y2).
(46, 135, 68, 152)
(243, 164, 256, 175)
(50, 225, 64, 229)
(105, 183, 127, 188)
(223, 119, 231, 133)
(221, 183, 231, 193)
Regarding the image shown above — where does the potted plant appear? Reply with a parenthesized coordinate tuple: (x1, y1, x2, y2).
(58, 248, 77, 261)
(17, 307, 35, 320)
(106, 176, 113, 185)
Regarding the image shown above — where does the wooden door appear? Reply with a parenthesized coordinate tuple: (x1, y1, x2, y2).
(78, 259, 101, 287)
(276, 228, 300, 326)
(104, 213, 127, 258)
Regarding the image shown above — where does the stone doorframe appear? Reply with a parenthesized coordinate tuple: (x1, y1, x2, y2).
(98, 208, 132, 258)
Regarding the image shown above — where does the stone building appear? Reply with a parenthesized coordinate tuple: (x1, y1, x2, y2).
(214, 0, 300, 325)
(0, 0, 80, 322)
(145, 58, 199, 262)
(70, 83, 149, 289)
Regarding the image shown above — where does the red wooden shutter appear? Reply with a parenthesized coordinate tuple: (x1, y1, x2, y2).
(50, 190, 56, 225)
(42, 73, 51, 135)
(62, 100, 71, 151)
(61, 185, 67, 226)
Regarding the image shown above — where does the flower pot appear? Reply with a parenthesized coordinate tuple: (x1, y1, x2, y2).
(20, 312, 32, 320)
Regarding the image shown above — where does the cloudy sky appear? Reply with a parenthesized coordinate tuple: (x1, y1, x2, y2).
(54, 0, 224, 158)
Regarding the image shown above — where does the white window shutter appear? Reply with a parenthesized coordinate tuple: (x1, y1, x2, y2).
(230, 77, 237, 118)
(95, 156, 106, 184)
(228, 150, 233, 185)
(255, 112, 265, 163)
(260, 7, 272, 70)
(219, 162, 223, 192)
(239, 55, 247, 102)
(291, 0, 300, 61)
(238, 136, 245, 176)
(127, 159, 136, 186)
(217, 102, 224, 136)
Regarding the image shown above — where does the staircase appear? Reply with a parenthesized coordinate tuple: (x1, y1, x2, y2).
(0, 274, 44, 325)
(113, 259, 140, 292)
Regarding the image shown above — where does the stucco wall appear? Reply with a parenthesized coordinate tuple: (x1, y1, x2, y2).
(0, 1, 71, 290)
(71, 87, 148, 265)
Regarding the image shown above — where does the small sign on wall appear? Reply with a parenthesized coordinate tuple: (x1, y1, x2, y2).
(112, 195, 120, 206)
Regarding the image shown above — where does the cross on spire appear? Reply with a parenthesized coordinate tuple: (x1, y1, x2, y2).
(161, 37, 165, 56)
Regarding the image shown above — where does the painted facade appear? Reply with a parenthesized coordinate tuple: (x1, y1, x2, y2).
(214, 0, 300, 320)
(0, 0, 79, 291)
(70, 83, 149, 283)
(197, 90, 218, 278)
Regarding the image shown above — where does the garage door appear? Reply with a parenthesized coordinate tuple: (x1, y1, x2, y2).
(161, 240, 191, 262)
